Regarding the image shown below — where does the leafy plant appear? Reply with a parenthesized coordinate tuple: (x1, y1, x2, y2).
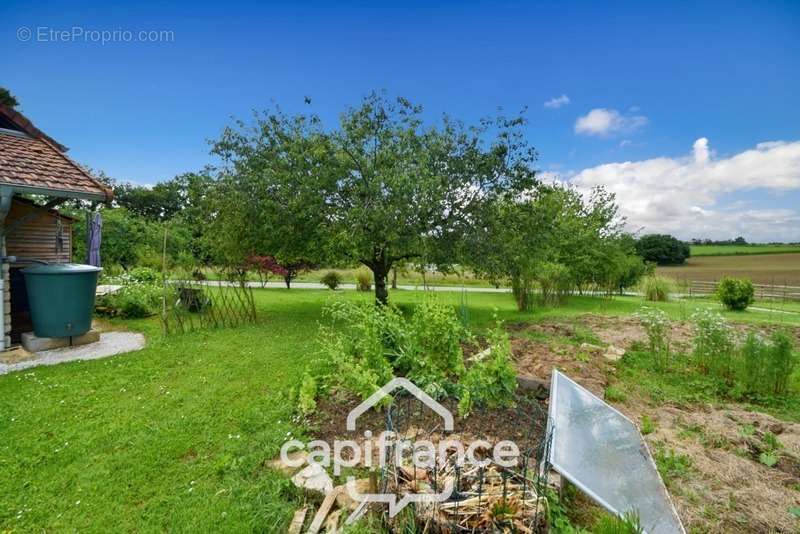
(691, 309, 735, 380)
(355, 268, 372, 292)
(317, 301, 401, 400)
(96, 275, 162, 318)
(457, 319, 517, 416)
(763, 431, 782, 451)
(636, 307, 672, 370)
(399, 300, 467, 393)
(298, 372, 318, 415)
(604, 385, 627, 403)
(739, 331, 797, 397)
(716, 277, 755, 311)
(638, 275, 674, 302)
(763, 332, 796, 396)
(537, 261, 572, 306)
(640, 415, 656, 435)
(128, 266, 161, 283)
(654, 446, 692, 488)
(320, 271, 342, 290)
(594, 512, 644, 534)
(310, 300, 514, 417)
(759, 452, 778, 467)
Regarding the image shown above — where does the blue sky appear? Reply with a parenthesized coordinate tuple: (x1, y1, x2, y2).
(2, 0, 799, 241)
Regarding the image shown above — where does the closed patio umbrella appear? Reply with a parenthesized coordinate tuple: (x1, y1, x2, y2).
(86, 211, 102, 267)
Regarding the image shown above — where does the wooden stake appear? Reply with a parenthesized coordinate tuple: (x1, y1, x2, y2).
(287, 506, 308, 534)
(306, 487, 340, 534)
(323, 509, 341, 533)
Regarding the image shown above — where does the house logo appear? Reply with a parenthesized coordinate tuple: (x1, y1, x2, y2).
(346, 377, 453, 431)
(280, 377, 521, 523)
(343, 377, 455, 520)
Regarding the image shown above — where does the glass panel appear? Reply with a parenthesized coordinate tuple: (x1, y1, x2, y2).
(548, 370, 684, 534)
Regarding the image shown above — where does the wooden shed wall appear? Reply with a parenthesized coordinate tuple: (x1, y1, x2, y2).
(5, 200, 73, 263)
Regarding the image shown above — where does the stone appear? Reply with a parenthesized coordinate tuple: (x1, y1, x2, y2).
(603, 344, 626, 362)
(768, 422, 785, 435)
(269, 450, 308, 475)
(21, 329, 101, 353)
(469, 347, 491, 362)
(517, 374, 550, 399)
(291, 463, 334, 495)
(579, 342, 603, 353)
(336, 478, 373, 511)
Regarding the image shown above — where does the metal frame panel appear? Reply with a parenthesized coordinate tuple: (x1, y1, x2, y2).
(547, 370, 685, 534)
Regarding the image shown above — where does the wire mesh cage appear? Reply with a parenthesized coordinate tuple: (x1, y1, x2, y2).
(369, 391, 553, 532)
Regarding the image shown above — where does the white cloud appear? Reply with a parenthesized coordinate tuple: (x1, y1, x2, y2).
(692, 137, 710, 164)
(568, 138, 800, 242)
(544, 94, 570, 109)
(574, 108, 648, 137)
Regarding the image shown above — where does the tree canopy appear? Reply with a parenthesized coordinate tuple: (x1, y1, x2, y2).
(207, 92, 538, 304)
(466, 184, 645, 309)
(0, 87, 19, 109)
(636, 234, 691, 265)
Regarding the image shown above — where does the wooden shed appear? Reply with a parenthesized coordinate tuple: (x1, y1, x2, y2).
(5, 198, 76, 343)
(0, 104, 111, 349)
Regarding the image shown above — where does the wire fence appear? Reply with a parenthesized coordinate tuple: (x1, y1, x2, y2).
(370, 392, 552, 532)
(674, 278, 800, 302)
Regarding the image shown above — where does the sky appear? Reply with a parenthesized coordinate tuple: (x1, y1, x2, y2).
(1, 0, 799, 242)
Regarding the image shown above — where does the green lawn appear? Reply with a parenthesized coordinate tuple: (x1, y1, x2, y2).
(690, 244, 800, 256)
(1, 289, 798, 532)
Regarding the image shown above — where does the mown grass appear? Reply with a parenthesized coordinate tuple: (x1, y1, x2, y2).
(691, 244, 800, 257)
(0, 288, 797, 531)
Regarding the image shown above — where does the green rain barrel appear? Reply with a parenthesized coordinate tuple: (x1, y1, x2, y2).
(22, 263, 102, 338)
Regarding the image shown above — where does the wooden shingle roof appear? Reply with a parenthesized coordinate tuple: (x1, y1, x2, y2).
(0, 105, 112, 201)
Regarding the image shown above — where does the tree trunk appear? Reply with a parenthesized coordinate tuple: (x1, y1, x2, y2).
(391, 267, 397, 290)
(374, 267, 389, 306)
(284, 274, 291, 289)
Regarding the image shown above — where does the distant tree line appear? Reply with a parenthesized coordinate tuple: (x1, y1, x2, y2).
(690, 237, 747, 246)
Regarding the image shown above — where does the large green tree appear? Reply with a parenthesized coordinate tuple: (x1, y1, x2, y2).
(209, 93, 538, 304)
(636, 234, 690, 265)
(466, 183, 643, 310)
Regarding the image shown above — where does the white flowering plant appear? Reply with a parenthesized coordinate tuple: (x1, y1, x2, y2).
(635, 307, 672, 370)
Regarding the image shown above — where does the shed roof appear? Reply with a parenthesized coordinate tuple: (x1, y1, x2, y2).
(0, 105, 112, 201)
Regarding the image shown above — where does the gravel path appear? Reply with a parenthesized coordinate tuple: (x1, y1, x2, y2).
(0, 332, 146, 375)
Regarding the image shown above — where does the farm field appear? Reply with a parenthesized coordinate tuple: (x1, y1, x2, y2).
(1, 288, 799, 532)
(691, 244, 800, 256)
(658, 252, 800, 286)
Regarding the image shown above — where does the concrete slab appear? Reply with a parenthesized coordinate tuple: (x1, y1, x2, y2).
(0, 332, 146, 375)
(96, 284, 122, 296)
(21, 329, 101, 352)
